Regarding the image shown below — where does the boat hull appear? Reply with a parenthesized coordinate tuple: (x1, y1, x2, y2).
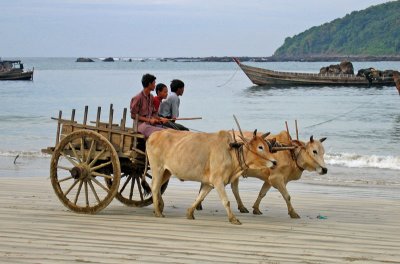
(236, 61, 395, 87)
(0, 70, 34, 81)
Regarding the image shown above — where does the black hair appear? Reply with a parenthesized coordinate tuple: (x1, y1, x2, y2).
(141, 73, 156, 87)
(170, 79, 184, 93)
(156, 83, 167, 95)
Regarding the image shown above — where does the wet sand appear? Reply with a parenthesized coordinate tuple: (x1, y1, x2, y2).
(0, 176, 399, 263)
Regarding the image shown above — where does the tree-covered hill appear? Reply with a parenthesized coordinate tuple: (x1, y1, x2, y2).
(274, 1, 400, 58)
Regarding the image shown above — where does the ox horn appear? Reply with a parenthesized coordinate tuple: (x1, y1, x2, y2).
(261, 132, 270, 139)
(233, 115, 248, 144)
(320, 137, 327, 143)
(310, 135, 314, 142)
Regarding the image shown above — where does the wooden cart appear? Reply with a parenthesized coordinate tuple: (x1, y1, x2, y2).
(42, 104, 168, 214)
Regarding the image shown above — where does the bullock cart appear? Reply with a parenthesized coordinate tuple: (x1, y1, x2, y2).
(42, 104, 168, 214)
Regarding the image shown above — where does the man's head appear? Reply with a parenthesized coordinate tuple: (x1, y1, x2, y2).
(142, 73, 156, 90)
(171, 79, 185, 96)
(156, 83, 168, 99)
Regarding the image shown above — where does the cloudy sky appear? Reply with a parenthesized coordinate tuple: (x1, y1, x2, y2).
(0, 0, 391, 57)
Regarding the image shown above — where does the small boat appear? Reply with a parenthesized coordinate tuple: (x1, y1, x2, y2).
(233, 57, 395, 86)
(0, 60, 34, 80)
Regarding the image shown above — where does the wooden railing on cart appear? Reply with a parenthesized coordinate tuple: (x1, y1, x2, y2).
(50, 104, 145, 157)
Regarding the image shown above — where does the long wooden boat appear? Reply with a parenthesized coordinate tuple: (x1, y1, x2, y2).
(0, 60, 34, 81)
(233, 57, 395, 86)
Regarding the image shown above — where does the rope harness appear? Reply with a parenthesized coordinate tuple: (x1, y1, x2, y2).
(268, 138, 306, 172)
(231, 139, 277, 178)
(291, 146, 306, 172)
(232, 144, 249, 178)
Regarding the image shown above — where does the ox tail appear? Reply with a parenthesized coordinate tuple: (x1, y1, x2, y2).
(141, 152, 152, 197)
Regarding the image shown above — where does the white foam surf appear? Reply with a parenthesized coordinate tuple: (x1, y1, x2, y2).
(1, 150, 399, 171)
(326, 152, 400, 170)
(0, 150, 50, 158)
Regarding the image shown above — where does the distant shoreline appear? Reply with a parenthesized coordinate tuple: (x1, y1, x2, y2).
(71, 55, 400, 63)
(164, 55, 400, 62)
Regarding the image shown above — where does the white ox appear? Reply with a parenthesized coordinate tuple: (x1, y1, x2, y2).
(146, 129, 277, 225)
(231, 131, 327, 218)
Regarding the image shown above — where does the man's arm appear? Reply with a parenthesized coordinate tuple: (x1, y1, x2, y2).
(171, 96, 179, 118)
(130, 96, 141, 119)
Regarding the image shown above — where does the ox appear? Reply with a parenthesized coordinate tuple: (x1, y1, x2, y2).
(146, 129, 277, 225)
(197, 130, 327, 218)
(233, 131, 327, 218)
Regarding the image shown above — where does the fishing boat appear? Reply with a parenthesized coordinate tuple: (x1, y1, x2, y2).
(233, 57, 395, 86)
(0, 60, 34, 81)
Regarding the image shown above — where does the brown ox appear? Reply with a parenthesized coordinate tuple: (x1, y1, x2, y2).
(146, 129, 277, 225)
(231, 130, 327, 218)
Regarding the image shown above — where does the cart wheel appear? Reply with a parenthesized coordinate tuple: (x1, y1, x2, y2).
(106, 169, 168, 207)
(50, 130, 121, 214)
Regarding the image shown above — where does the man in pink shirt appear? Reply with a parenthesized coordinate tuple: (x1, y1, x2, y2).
(130, 74, 168, 138)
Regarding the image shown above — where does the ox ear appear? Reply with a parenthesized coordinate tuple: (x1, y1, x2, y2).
(310, 135, 314, 143)
(253, 129, 257, 138)
(320, 137, 327, 143)
(261, 132, 270, 139)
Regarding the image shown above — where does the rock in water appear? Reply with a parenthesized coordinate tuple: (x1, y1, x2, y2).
(76, 57, 94, 62)
(339, 61, 354, 74)
(393, 71, 400, 95)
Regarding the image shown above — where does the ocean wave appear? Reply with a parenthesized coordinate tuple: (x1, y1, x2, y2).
(326, 153, 400, 170)
(0, 150, 50, 158)
(0, 114, 48, 122)
(1, 150, 399, 170)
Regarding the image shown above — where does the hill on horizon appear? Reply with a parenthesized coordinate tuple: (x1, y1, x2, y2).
(274, 1, 400, 58)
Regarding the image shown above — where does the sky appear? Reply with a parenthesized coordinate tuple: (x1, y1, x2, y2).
(0, 0, 392, 57)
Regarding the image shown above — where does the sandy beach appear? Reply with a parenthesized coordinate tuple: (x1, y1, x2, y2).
(0, 176, 399, 264)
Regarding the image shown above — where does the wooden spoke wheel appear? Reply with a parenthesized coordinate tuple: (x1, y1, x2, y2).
(50, 130, 121, 214)
(105, 167, 169, 207)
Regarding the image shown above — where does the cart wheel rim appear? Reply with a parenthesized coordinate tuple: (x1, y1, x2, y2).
(106, 169, 168, 207)
(50, 130, 121, 214)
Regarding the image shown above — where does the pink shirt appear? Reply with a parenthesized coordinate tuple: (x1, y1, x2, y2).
(130, 91, 158, 121)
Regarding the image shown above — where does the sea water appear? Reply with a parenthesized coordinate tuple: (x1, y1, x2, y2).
(0, 58, 399, 188)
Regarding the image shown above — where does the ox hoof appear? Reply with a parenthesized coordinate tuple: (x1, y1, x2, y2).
(154, 212, 165, 218)
(289, 211, 300, 219)
(239, 207, 249, 213)
(253, 208, 263, 215)
(186, 210, 195, 220)
(196, 203, 203, 211)
(229, 218, 242, 225)
(186, 214, 195, 220)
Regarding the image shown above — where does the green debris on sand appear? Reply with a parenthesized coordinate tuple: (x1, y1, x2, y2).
(317, 215, 328, 219)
